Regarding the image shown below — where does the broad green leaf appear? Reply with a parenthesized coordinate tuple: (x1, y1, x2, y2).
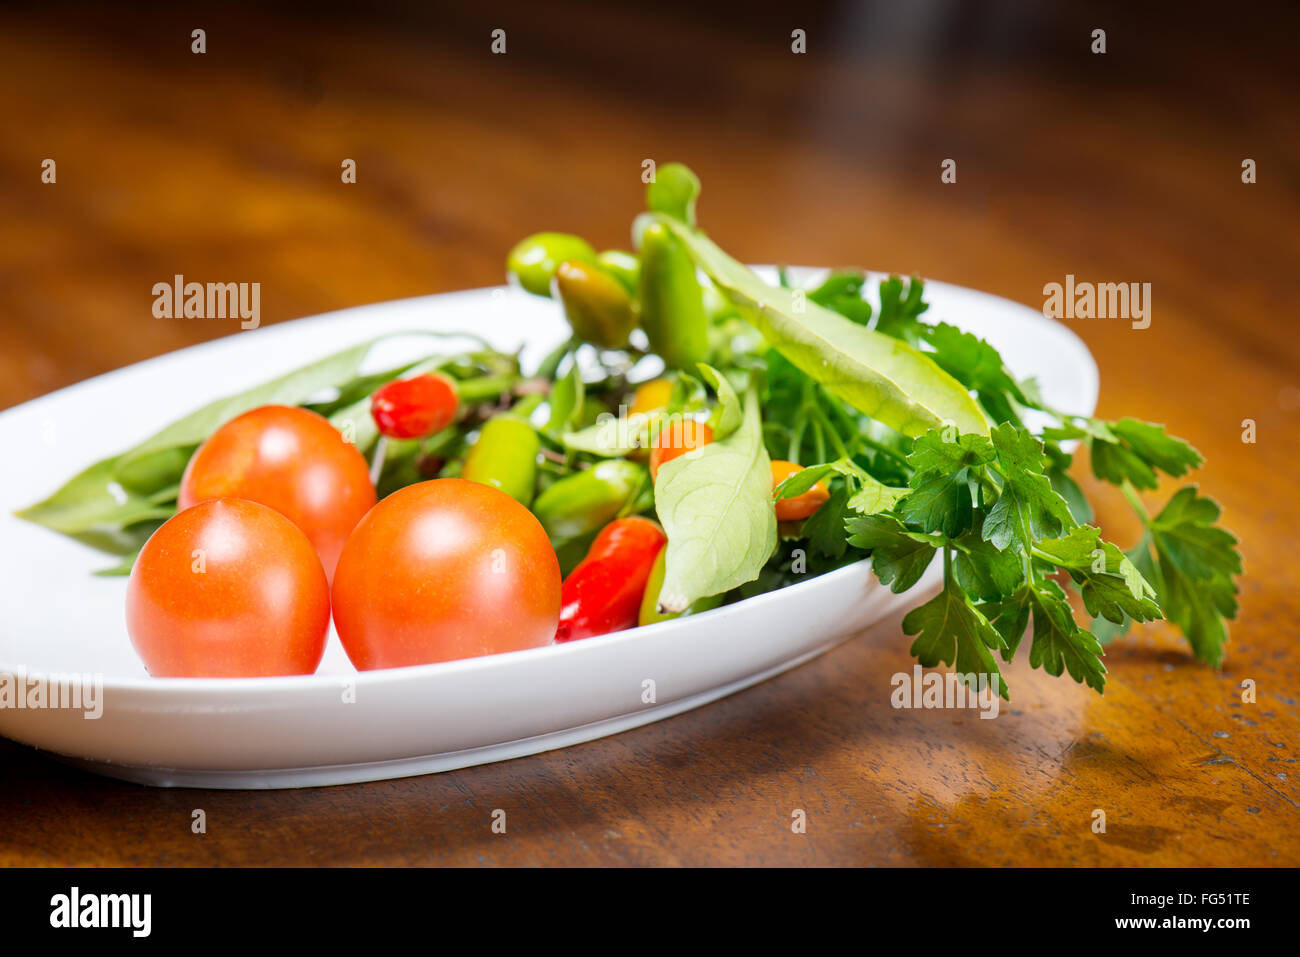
(16, 455, 175, 546)
(656, 216, 989, 437)
(654, 387, 777, 613)
(19, 335, 446, 549)
(118, 338, 382, 471)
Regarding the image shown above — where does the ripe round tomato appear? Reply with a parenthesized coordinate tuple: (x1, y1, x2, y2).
(331, 478, 561, 670)
(178, 405, 375, 581)
(126, 498, 330, 677)
(649, 418, 714, 481)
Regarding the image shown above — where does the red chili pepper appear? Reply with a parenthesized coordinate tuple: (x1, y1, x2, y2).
(370, 373, 459, 439)
(555, 517, 667, 642)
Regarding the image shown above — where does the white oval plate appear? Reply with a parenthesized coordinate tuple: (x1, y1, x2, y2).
(0, 269, 1097, 788)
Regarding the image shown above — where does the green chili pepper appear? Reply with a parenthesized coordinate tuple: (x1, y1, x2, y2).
(553, 260, 639, 349)
(532, 459, 649, 544)
(637, 221, 710, 370)
(461, 408, 540, 506)
(637, 547, 723, 625)
(594, 249, 641, 296)
(506, 232, 597, 297)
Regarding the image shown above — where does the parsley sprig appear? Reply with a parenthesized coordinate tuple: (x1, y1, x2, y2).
(775, 272, 1241, 695)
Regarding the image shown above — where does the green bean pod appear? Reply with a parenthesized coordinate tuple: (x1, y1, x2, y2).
(532, 459, 649, 544)
(552, 260, 639, 349)
(461, 415, 540, 506)
(637, 221, 710, 370)
(594, 249, 641, 296)
(506, 232, 597, 298)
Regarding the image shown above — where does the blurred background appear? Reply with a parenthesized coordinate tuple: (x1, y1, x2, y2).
(1, 0, 1295, 414)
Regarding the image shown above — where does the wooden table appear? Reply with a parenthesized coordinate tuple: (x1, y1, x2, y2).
(1, 2, 1296, 866)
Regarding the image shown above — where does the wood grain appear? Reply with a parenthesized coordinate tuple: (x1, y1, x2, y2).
(1, 1, 1297, 866)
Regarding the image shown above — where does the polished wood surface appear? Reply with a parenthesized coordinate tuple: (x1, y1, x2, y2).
(1, 2, 1297, 866)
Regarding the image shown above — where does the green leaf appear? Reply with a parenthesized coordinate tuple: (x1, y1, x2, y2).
(1110, 419, 1202, 477)
(546, 363, 586, 436)
(921, 322, 1027, 405)
(983, 424, 1076, 552)
(845, 514, 939, 593)
(808, 271, 871, 325)
(802, 486, 850, 559)
(1149, 486, 1241, 582)
(1044, 441, 1093, 524)
(951, 530, 1025, 601)
(656, 216, 990, 437)
(1026, 579, 1107, 693)
(1145, 486, 1241, 667)
(16, 455, 176, 549)
(1034, 525, 1161, 625)
(980, 587, 1033, 658)
(654, 387, 778, 613)
(1089, 418, 1202, 490)
(874, 275, 929, 345)
(118, 338, 381, 472)
(903, 578, 1008, 699)
(897, 430, 995, 537)
(697, 363, 743, 439)
(19, 336, 449, 551)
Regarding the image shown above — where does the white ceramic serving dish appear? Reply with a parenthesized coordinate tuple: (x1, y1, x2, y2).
(0, 269, 1097, 788)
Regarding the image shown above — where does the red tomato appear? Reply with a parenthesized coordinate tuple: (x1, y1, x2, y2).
(178, 405, 376, 581)
(556, 517, 667, 642)
(331, 478, 561, 670)
(649, 418, 714, 481)
(370, 373, 459, 439)
(126, 498, 330, 677)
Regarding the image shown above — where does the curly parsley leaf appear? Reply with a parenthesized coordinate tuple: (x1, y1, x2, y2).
(1070, 417, 1203, 490)
(903, 574, 1008, 699)
(983, 424, 1077, 553)
(1025, 578, 1108, 693)
(1144, 486, 1241, 666)
(845, 514, 940, 593)
(1033, 525, 1161, 625)
(809, 271, 872, 325)
(951, 529, 1025, 601)
(897, 430, 995, 537)
(873, 274, 930, 345)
